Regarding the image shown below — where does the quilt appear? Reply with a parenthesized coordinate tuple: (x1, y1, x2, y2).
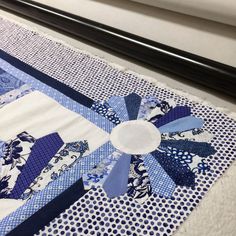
(0, 17, 235, 236)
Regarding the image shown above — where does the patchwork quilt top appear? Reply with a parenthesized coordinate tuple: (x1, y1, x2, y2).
(0, 34, 235, 236)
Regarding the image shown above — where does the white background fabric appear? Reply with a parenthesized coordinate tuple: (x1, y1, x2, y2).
(0, 91, 109, 153)
(0, 199, 25, 220)
(0, 91, 108, 219)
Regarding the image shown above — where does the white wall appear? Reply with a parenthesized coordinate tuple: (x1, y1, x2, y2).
(34, 0, 236, 67)
(132, 0, 236, 27)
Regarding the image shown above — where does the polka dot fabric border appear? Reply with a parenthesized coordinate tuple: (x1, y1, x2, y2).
(0, 18, 235, 236)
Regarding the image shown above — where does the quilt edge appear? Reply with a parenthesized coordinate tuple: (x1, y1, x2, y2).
(0, 13, 236, 121)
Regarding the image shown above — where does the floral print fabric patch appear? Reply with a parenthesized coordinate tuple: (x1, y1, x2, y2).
(127, 155, 152, 204)
(83, 151, 122, 190)
(0, 132, 36, 197)
(22, 140, 89, 200)
(0, 84, 34, 108)
(0, 68, 25, 96)
(9, 133, 64, 199)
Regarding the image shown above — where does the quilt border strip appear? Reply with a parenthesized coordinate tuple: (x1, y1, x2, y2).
(0, 49, 94, 108)
(0, 50, 114, 235)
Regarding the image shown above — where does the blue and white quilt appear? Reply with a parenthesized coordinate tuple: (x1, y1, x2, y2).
(0, 47, 235, 236)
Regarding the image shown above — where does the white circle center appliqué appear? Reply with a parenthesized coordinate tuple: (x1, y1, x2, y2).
(110, 120, 161, 155)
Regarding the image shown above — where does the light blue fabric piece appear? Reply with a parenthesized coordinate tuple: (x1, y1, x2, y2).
(143, 154, 176, 198)
(0, 141, 115, 235)
(108, 96, 129, 122)
(0, 59, 114, 133)
(103, 153, 131, 198)
(159, 116, 204, 134)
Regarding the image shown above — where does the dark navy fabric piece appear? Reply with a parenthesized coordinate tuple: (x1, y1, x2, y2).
(7, 178, 87, 236)
(103, 154, 131, 198)
(151, 150, 195, 187)
(160, 140, 216, 157)
(91, 101, 121, 125)
(124, 93, 142, 120)
(154, 106, 191, 128)
(9, 133, 64, 199)
(0, 50, 94, 108)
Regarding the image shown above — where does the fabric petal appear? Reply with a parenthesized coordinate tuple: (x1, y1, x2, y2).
(107, 96, 129, 122)
(127, 155, 152, 204)
(82, 151, 122, 190)
(91, 101, 121, 125)
(151, 150, 195, 187)
(160, 140, 216, 157)
(143, 154, 176, 198)
(159, 146, 211, 175)
(159, 116, 204, 134)
(103, 153, 131, 198)
(9, 132, 64, 199)
(154, 106, 191, 128)
(124, 93, 142, 120)
(161, 129, 213, 142)
(137, 96, 160, 120)
(147, 100, 176, 122)
(158, 146, 194, 167)
(138, 98, 176, 122)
